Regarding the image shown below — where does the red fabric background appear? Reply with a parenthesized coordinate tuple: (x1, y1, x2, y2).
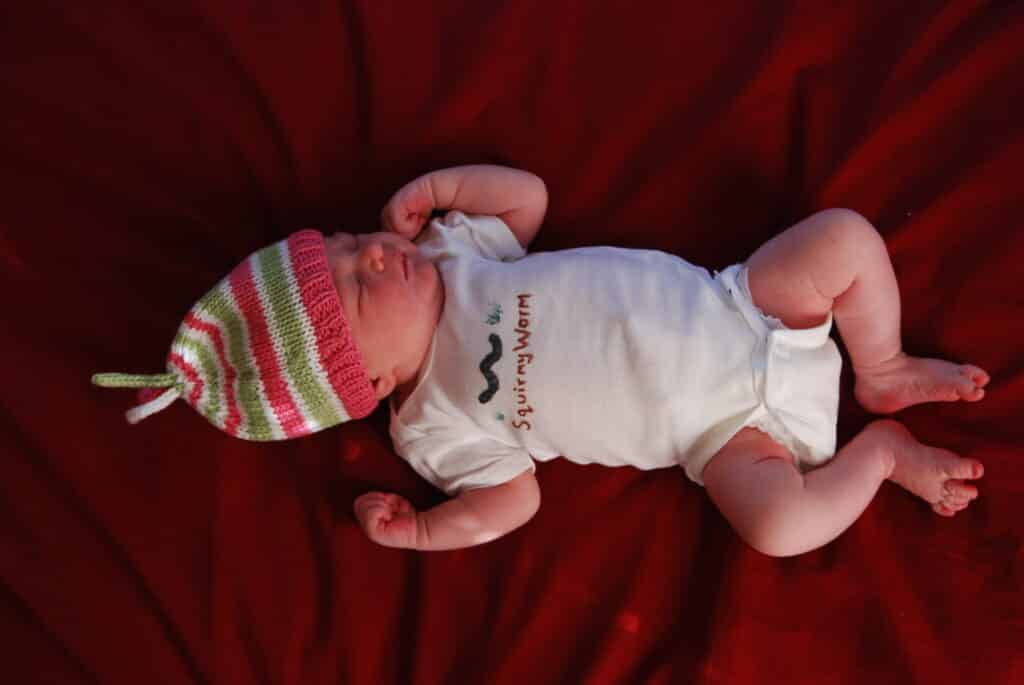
(2, 2, 1022, 683)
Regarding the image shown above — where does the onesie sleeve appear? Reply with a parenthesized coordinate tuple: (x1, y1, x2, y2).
(394, 430, 536, 497)
(417, 211, 526, 263)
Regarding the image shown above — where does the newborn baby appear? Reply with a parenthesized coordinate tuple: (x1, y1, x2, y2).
(93, 164, 989, 557)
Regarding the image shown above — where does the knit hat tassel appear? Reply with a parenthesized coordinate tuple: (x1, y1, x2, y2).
(91, 373, 181, 424)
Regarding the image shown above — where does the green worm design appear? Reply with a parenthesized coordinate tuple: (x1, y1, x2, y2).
(477, 334, 502, 403)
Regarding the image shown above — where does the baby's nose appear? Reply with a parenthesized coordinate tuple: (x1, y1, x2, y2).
(360, 241, 388, 272)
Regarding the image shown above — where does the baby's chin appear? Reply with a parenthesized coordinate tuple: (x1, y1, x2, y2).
(422, 262, 445, 315)
(411, 252, 438, 279)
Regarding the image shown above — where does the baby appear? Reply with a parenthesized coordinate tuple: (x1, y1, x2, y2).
(93, 164, 990, 557)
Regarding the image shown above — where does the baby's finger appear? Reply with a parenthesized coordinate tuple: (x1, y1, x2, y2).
(382, 204, 407, 234)
(383, 207, 416, 238)
(392, 497, 414, 515)
(354, 492, 391, 516)
(380, 206, 395, 233)
(354, 491, 387, 506)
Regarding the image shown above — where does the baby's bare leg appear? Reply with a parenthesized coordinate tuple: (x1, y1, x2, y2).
(701, 210, 988, 557)
(703, 421, 983, 557)
(745, 209, 989, 414)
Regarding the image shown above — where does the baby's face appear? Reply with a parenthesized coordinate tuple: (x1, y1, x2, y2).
(324, 231, 443, 397)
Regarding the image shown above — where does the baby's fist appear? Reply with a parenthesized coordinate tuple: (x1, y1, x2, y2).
(353, 491, 420, 549)
(381, 176, 435, 239)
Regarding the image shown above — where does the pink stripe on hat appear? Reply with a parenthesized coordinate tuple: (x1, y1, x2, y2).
(183, 312, 242, 437)
(229, 255, 307, 438)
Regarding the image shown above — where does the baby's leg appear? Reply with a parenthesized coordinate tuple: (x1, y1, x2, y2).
(744, 209, 989, 414)
(703, 421, 983, 557)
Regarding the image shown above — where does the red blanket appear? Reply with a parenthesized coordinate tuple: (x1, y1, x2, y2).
(2, 2, 1022, 683)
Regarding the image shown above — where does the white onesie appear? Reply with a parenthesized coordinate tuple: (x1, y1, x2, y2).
(389, 212, 842, 496)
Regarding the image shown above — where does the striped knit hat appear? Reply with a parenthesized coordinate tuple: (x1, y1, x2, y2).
(92, 230, 378, 440)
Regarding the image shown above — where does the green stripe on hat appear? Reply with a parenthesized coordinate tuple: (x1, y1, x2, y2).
(259, 242, 343, 431)
(201, 277, 274, 440)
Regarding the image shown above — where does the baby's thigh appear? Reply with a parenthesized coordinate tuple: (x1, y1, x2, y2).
(744, 209, 870, 329)
(699, 426, 798, 492)
(709, 427, 797, 472)
(701, 427, 803, 548)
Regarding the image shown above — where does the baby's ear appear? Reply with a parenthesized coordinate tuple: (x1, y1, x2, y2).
(371, 375, 396, 400)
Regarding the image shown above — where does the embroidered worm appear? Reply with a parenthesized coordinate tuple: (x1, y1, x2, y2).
(477, 333, 502, 403)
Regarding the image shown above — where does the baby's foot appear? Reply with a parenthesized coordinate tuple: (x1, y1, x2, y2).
(854, 352, 990, 415)
(874, 420, 984, 516)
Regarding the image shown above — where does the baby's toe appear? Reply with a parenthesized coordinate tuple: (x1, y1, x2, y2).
(943, 454, 984, 481)
(932, 502, 957, 517)
(943, 480, 978, 505)
(960, 365, 990, 387)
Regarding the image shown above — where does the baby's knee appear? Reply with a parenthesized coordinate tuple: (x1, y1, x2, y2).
(813, 208, 883, 256)
(736, 510, 816, 558)
(715, 484, 820, 558)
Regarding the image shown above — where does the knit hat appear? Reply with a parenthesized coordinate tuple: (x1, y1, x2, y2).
(92, 230, 378, 440)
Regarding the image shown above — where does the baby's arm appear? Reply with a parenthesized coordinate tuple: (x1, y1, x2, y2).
(382, 165, 548, 249)
(353, 470, 540, 551)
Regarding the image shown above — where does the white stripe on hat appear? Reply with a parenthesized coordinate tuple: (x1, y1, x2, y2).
(168, 339, 209, 412)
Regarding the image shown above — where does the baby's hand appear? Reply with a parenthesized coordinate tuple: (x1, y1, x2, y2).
(353, 491, 420, 549)
(381, 175, 435, 239)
